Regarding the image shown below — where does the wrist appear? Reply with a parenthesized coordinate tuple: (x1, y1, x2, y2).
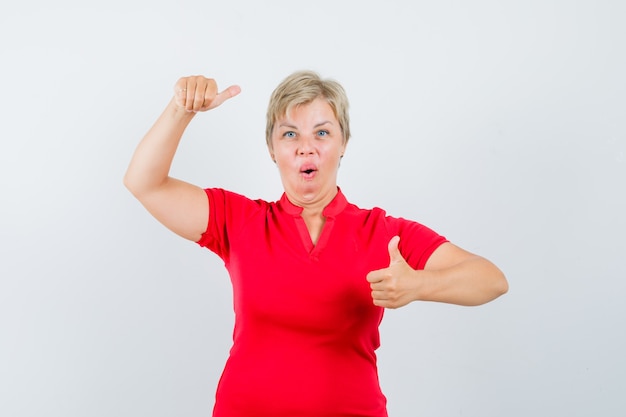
(412, 268, 437, 302)
(167, 97, 197, 122)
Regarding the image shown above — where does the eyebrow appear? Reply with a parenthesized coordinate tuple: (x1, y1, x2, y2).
(278, 121, 334, 129)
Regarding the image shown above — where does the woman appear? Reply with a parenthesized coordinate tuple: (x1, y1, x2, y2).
(124, 71, 508, 417)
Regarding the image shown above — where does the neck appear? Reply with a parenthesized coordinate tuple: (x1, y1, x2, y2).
(286, 186, 338, 218)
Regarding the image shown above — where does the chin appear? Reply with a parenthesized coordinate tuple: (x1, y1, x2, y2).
(298, 190, 318, 201)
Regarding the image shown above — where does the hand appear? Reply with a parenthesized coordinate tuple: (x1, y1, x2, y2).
(174, 75, 241, 112)
(366, 236, 420, 309)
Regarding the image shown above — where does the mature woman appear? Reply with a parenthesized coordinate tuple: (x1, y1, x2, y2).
(124, 71, 508, 417)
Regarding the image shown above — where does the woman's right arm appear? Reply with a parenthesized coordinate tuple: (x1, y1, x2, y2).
(123, 76, 241, 242)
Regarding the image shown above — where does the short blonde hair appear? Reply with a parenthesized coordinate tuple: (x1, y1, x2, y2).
(265, 70, 350, 149)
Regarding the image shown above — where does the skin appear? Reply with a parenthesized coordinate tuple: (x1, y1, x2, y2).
(123, 76, 240, 243)
(124, 75, 508, 310)
(269, 98, 346, 244)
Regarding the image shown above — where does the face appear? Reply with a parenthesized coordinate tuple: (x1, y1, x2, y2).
(270, 97, 347, 210)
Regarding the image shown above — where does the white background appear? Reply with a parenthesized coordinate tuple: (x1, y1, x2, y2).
(1, 1, 624, 416)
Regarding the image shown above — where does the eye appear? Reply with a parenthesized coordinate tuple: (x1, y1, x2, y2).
(283, 131, 296, 138)
(317, 130, 329, 137)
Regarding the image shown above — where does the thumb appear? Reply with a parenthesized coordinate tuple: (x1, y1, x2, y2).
(211, 84, 241, 108)
(388, 235, 403, 265)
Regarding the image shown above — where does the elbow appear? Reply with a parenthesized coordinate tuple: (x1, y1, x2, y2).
(472, 258, 509, 304)
(497, 273, 509, 296)
(123, 170, 145, 199)
(469, 273, 508, 307)
(484, 257, 508, 298)
(122, 172, 131, 190)
(491, 269, 509, 300)
(123, 171, 137, 195)
(475, 264, 508, 306)
(123, 170, 168, 202)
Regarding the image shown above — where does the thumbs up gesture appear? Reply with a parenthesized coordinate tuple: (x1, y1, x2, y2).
(366, 236, 420, 309)
(173, 75, 241, 113)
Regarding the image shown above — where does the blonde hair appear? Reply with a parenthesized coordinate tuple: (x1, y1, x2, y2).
(265, 70, 350, 149)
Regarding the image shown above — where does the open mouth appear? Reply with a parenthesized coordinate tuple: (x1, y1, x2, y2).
(300, 164, 318, 178)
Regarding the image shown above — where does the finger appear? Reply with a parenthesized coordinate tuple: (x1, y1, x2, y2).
(371, 291, 393, 308)
(388, 235, 403, 265)
(193, 82, 207, 112)
(174, 80, 188, 108)
(371, 290, 387, 300)
(183, 80, 197, 112)
(369, 281, 386, 291)
(366, 269, 386, 284)
(175, 88, 187, 108)
(206, 84, 241, 110)
(200, 87, 216, 111)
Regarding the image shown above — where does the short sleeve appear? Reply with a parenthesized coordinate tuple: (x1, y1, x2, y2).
(196, 188, 267, 261)
(387, 216, 448, 270)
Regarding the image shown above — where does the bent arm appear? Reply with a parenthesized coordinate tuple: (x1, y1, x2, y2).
(367, 239, 508, 309)
(123, 98, 208, 241)
(123, 76, 240, 242)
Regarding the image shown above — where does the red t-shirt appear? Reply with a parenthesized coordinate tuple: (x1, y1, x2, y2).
(197, 188, 447, 417)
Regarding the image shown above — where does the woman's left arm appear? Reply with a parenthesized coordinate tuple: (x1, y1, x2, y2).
(367, 237, 508, 309)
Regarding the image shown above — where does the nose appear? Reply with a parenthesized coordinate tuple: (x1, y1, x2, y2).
(297, 136, 315, 155)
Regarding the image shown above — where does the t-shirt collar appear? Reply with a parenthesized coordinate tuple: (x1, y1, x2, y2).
(279, 187, 348, 217)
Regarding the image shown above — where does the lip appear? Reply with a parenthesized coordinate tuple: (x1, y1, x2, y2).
(299, 163, 318, 179)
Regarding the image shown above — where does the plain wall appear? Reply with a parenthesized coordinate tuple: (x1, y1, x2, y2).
(1, 1, 624, 416)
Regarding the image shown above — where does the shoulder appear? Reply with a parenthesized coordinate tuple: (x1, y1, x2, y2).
(342, 196, 387, 218)
(205, 188, 276, 232)
(343, 200, 419, 232)
(346, 197, 436, 235)
(198, 188, 275, 252)
(205, 187, 273, 210)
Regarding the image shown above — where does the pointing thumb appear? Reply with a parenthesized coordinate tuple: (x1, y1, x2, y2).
(388, 236, 403, 265)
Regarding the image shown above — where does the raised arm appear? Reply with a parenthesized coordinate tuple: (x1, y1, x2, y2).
(123, 76, 241, 242)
